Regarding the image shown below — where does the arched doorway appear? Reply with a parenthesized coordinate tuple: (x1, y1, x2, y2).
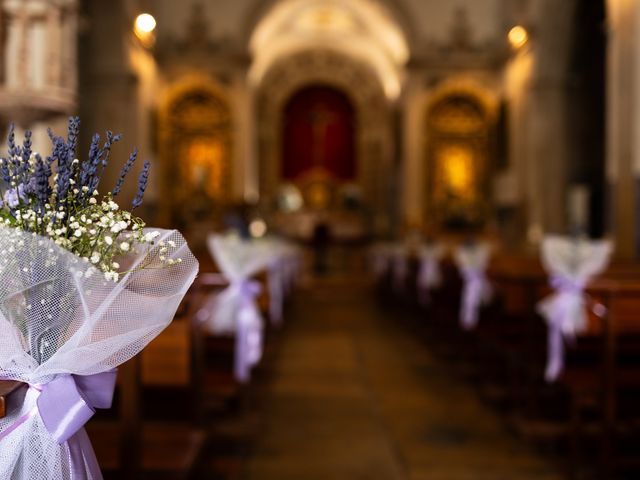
(282, 85, 356, 208)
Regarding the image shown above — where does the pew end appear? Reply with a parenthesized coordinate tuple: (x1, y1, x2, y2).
(0, 380, 24, 419)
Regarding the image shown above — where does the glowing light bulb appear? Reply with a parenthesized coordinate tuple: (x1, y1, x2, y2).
(508, 25, 528, 49)
(134, 13, 156, 35)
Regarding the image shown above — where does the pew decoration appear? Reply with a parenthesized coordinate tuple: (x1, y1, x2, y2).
(0, 119, 198, 479)
(416, 243, 445, 305)
(454, 242, 493, 330)
(536, 236, 613, 382)
(202, 233, 300, 382)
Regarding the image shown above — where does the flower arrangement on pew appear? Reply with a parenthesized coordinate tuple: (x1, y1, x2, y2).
(0, 118, 198, 480)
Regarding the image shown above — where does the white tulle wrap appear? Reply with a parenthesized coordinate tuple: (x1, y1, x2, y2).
(0, 226, 198, 480)
(417, 244, 445, 305)
(536, 235, 613, 381)
(203, 234, 285, 382)
(454, 242, 492, 330)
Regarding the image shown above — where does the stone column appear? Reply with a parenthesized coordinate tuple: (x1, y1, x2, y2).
(400, 70, 425, 231)
(78, 0, 140, 205)
(606, 0, 638, 258)
(236, 73, 259, 203)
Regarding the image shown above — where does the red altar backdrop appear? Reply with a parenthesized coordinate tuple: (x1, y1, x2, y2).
(282, 85, 356, 181)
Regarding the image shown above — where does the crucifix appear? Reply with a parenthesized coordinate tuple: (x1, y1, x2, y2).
(308, 105, 338, 169)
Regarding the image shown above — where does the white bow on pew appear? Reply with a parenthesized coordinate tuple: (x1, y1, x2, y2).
(203, 234, 272, 383)
(454, 242, 493, 330)
(417, 243, 445, 305)
(537, 236, 613, 382)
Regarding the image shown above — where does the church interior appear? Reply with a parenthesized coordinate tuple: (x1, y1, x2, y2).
(1, 0, 640, 479)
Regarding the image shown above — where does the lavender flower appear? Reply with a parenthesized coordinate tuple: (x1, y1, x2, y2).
(7, 123, 19, 158)
(132, 160, 150, 209)
(113, 148, 138, 197)
(3, 187, 20, 208)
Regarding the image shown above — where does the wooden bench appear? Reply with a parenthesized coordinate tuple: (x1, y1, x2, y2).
(0, 380, 23, 419)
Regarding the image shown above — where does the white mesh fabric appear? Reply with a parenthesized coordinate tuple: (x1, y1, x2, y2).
(203, 233, 273, 335)
(417, 243, 445, 290)
(0, 226, 198, 480)
(454, 242, 493, 329)
(537, 235, 613, 335)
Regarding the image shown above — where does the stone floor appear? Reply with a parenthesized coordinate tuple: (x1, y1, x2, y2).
(240, 276, 564, 480)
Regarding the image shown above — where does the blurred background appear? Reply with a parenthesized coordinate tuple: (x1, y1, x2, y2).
(2, 2, 640, 480)
(0, 0, 626, 256)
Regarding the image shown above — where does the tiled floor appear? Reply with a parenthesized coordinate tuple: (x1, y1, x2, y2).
(241, 276, 563, 480)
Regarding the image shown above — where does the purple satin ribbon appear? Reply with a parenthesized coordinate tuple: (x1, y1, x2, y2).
(460, 268, 490, 330)
(543, 275, 586, 382)
(0, 369, 117, 479)
(232, 280, 263, 383)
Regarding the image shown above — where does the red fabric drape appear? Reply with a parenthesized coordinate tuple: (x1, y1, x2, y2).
(282, 85, 356, 181)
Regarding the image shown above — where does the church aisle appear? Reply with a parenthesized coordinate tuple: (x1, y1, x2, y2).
(241, 276, 563, 480)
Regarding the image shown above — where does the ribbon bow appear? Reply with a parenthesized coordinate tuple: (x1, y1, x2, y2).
(460, 268, 492, 330)
(0, 370, 117, 479)
(538, 274, 588, 382)
(231, 279, 264, 383)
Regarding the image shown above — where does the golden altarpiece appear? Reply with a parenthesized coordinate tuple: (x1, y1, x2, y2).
(157, 82, 232, 230)
(425, 91, 495, 231)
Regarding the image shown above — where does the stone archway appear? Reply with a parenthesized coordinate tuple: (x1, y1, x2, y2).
(256, 49, 394, 233)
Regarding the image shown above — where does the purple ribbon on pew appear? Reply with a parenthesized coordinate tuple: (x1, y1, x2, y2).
(460, 268, 492, 330)
(0, 369, 117, 480)
(231, 279, 264, 383)
(539, 275, 587, 382)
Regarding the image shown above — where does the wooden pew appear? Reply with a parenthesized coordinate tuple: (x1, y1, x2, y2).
(0, 380, 22, 419)
(88, 287, 209, 479)
(88, 353, 207, 480)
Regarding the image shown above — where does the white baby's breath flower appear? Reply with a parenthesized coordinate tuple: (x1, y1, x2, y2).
(143, 231, 160, 243)
(104, 236, 113, 246)
(90, 252, 101, 264)
(120, 241, 130, 252)
(104, 271, 119, 282)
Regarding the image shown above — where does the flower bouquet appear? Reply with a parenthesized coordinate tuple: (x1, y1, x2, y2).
(0, 118, 198, 479)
